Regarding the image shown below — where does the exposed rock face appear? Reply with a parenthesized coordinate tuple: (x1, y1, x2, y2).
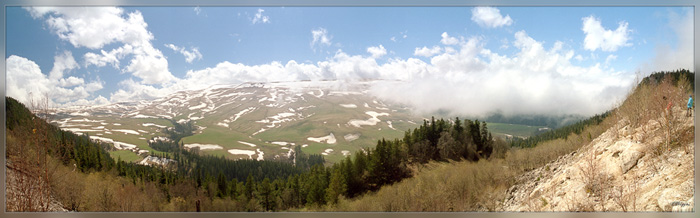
(502, 108, 694, 212)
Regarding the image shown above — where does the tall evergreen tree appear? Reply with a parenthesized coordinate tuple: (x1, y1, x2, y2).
(325, 167, 347, 205)
(258, 178, 274, 211)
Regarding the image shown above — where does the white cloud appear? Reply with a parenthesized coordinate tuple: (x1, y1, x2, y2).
(390, 31, 408, 42)
(251, 8, 270, 24)
(59, 76, 84, 87)
(6, 55, 53, 106)
(109, 79, 176, 103)
(605, 54, 617, 66)
(83, 45, 130, 68)
(645, 9, 693, 72)
(63, 95, 111, 107)
(471, 7, 513, 28)
(6, 55, 104, 107)
(194, 6, 201, 15)
(499, 38, 510, 50)
(440, 32, 460, 45)
(49, 50, 79, 81)
(414, 46, 442, 57)
(27, 7, 150, 49)
(165, 43, 203, 63)
(367, 45, 387, 58)
(310, 27, 332, 51)
(581, 15, 632, 52)
(27, 7, 176, 85)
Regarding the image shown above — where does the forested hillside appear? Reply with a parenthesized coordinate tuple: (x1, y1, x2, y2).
(5, 96, 502, 211)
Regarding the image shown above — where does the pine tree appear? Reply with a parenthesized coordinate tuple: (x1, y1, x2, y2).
(258, 178, 274, 211)
(454, 117, 463, 134)
(217, 171, 228, 198)
(244, 174, 255, 200)
(305, 165, 328, 206)
(325, 167, 347, 205)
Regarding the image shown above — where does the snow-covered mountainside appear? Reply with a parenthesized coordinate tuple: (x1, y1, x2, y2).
(51, 80, 422, 164)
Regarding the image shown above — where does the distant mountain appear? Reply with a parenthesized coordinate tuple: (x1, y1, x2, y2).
(52, 80, 423, 164)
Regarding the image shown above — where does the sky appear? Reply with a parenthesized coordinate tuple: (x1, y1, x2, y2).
(5, 6, 694, 117)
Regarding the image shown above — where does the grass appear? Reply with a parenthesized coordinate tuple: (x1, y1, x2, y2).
(109, 150, 143, 163)
(181, 126, 250, 148)
(487, 122, 546, 139)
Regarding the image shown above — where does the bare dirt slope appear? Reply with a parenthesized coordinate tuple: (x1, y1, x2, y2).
(502, 106, 694, 212)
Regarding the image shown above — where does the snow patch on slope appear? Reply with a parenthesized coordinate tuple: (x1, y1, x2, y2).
(142, 123, 166, 128)
(89, 136, 138, 150)
(238, 141, 257, 147)
(184, 143, 223, 150)
(113, 129, 140, 135)
(307, 133, 337, 144)
(228, 149, 256, 159)
(340, 104, 358, 108)
(322, 149, 334, 155)
(348, 111, 390, 127)
(344, 133, 360, 142)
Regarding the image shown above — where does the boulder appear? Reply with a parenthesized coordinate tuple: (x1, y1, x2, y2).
(620, 149, 644, 174)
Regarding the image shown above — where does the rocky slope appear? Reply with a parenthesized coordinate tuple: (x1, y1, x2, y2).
(502, 106, 694, 212)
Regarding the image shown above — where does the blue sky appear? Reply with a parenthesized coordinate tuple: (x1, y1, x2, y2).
(5, 6, 694, 116)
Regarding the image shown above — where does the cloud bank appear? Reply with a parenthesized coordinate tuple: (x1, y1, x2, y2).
(371, 30, 632, 117)
(7, 53, 107, 107)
